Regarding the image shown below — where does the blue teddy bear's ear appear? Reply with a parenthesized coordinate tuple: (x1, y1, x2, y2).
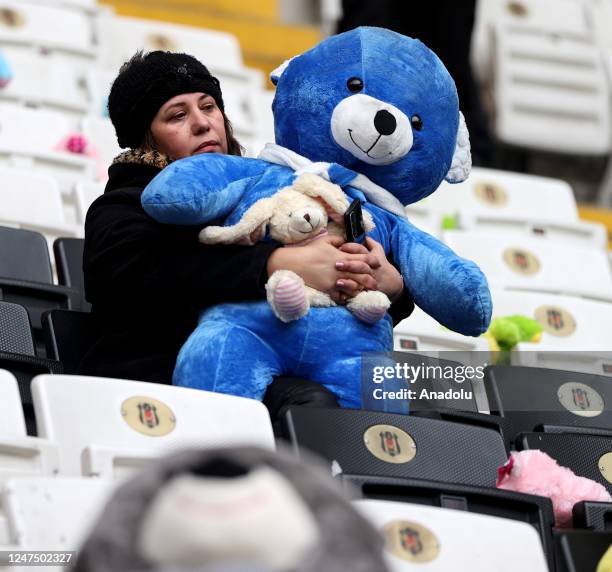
(270, 56, 296, 86)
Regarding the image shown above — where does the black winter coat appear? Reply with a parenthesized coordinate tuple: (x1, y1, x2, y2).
(80, 159, 414, 384)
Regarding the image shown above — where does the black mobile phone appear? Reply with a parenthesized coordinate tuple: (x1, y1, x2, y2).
(344, 198, 366, 243)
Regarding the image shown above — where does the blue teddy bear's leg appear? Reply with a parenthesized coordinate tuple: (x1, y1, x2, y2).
(311, 356, 409, 415)
(173, 320, 282, 401)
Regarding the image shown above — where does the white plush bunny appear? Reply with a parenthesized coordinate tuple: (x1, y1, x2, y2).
(199, 173, 391, 324)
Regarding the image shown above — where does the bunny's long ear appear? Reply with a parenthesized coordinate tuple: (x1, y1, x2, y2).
(291, 173, 375, 231)
(445, 112, 472, 184)
(198, 197, 276, 245)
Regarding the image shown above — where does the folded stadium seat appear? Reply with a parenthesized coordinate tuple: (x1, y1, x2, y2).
(42, 310, 97, 374)
(554, 530, 612, 572)
(80, 116, 120, 180)
(280, 408, 507, 488)
(484, 365, 612, 445)
(74, 180, 105, 224)
(443, 230, 612, 302)
(473, 0, 611, 156)
(0, 370, 59, 478)
(83, 67, 116, 119)
(573, 500, 612, 531)
(517, 432, 612, 495)
(407, 166, 579, 229)
(0, 104, 97, 196)
(0, 225, 85, 354)
(0, 0, 97, 61)
(344, 474, 555, 570)
(489, 288, 612, 375)
(53, 238, 89, 311)
(355, 499, 549, 571)
(0, 47, 89, 118)
(0, 477, 115, 555)
(213, 67, 265, 140)
(32, 374, 276, 478)
(96, 13, 243, 72)
(0, 168, 82, 243)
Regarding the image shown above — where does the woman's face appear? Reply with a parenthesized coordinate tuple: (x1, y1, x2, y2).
(150, 92, 228, 159)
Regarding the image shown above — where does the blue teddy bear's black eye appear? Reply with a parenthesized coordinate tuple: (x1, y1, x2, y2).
(347, 77, 364, 93)
(411, 114, 423, 131)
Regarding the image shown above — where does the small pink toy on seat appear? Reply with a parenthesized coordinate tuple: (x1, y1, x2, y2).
(496, 449, 611, 528)
(54, 133, 107, 181)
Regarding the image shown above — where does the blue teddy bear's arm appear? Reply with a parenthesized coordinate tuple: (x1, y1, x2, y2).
(141, 154, 272, 225)
(392, 219, 492, 336)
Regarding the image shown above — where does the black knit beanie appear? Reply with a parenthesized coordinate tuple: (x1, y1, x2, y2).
(108, 51, 225, 149)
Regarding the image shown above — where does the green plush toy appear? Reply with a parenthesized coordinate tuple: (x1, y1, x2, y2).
(484, 315, 543, 352)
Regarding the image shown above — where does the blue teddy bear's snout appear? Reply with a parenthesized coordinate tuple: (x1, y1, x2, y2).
(330, 94, 414, 166)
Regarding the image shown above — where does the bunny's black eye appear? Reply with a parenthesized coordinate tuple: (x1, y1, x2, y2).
(411, 114, 423, 131)
(347, 77, 364, 93)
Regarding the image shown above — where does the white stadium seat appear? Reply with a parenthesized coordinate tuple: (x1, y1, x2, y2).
(0, 370, 59, 480)
(80, 115, 120, 176)
(355, 500, 548, 571)
(0, 1, 96, 59)
(474, 0, 611, 155)
(410, 167, 579, 225)
(0, 104, 96, 193)
(32, 374, 275, 478)
(0, 477, 115, 558)
(74, 180, 105, 223)
(96, 14, 243, 72)
(0, 47, 89, 116)
(444, 230, 612, 302)
(490, 288, 612, 375)
(0, 167, 81, 240)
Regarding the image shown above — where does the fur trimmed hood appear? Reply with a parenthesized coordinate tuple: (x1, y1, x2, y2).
(112, 148, 173, 170)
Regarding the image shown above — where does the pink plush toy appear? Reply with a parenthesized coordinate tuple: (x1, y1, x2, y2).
(54, 133, 107, 181)
(496, 450, 612, 528)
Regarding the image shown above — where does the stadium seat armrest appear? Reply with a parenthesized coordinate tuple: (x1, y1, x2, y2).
(0, 437, 60, 477)
(81, 446, 160, 478)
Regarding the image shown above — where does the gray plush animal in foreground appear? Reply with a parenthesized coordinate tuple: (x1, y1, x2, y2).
(71, 447, 390, 572)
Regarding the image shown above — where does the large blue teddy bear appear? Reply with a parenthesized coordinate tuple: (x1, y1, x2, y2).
(141, 27, 492, 410)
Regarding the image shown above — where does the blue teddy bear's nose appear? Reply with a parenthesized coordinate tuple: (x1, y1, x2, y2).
(374, 109, 397, 136)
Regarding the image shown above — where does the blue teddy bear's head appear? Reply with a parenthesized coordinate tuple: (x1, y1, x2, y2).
(271, 27, 471, 206)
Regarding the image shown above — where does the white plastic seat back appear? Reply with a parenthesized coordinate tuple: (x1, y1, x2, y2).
(492, 288, 612, 351)
(32, 374, 275, 478)
(1, 477, 115, 552)
(0, 370, 59, 481)
(491, 288, 612, 375)
(252, 87, 275, 143)
(0, 370, 26, 437)
(0, 1, 95, 57)
(81, 115, 119, 174)
(74, 180, 105, 223)
(492, 2, 611, 154)
(97, 14, 243, 72)
(416, 167, 578, 223)
(0, 103, 76, 154)
(355, 499, 548, 572)
(0, 167, 80, 240)
(444, 230, 612, 302)
(0, 104, 96, 192)
(0, 47, 88, 115)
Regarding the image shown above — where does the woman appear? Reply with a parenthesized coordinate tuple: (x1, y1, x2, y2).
(80, 50, 414, 417)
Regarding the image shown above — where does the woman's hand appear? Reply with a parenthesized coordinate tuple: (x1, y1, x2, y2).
(339, 237, 404, 302)
(266, 235, 380, 302)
